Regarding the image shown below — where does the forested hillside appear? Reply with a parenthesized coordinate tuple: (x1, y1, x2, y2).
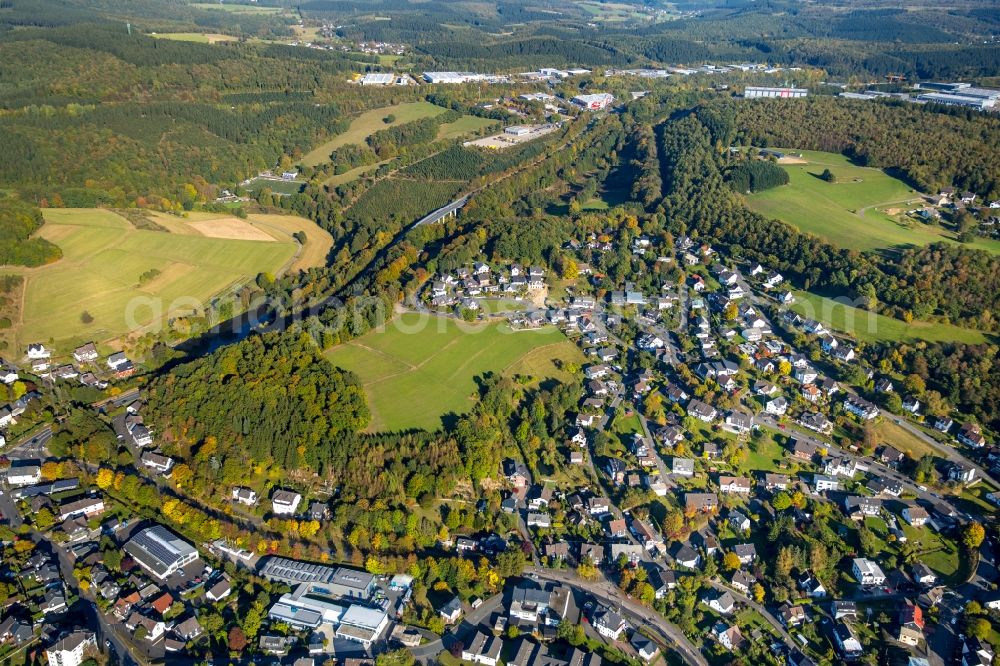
(147, 333, 370, 473)
(0, 198, 62, 266)
(0, 22, 387, 205)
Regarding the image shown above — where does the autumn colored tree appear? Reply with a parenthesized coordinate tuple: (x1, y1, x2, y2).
(723, 551, 742, 572)
(228, 627, 247, 652)
(962, 522, 986, 551)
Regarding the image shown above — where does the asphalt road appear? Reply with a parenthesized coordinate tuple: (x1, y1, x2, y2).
(530, 567, 708, 666)
(409, 592, 505, 661)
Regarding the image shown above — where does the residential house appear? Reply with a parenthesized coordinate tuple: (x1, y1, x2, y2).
(813, 474, 841, 493)
(439, 597, 463, 624)
(684, 493, 718, 513)
(765, 397, 788, 415)
(762, 473, 790, 492)
(711, 622, 743, 651)
(833, 622, 863, 660)
(731, 570, 755, 595)
(958, 423, 987, 448)
(673, 544, 701, 569)
(911, 563, 937, 588)
(843, 496, 881, 520)
(903, 505, 930, 527)
(672, 457, 695, 477)
(687, 400, 717, 422)
(271, 489, 302, 516)
(592, 607, 627, 640)
(779, 604, 806, 628)
(46, 632, 97, 666)
(843, 395, 879, 420)
(798, 572, 827, 598)
(631, 633, 660, 662)
(789, 439, 819, 461)
(949, 462, 977, 484)
(140, 451, 174, 475)
(702, 590, 736, 615)
(73, 343, 99, 363)
(462, 632, 503, 666)
(719, 476, 752, 495)
(729, 510, 751, 532)
(852, 558, 886, 586)
(798, 412, 833, 435)
(724, 412, 753, 434)
(733, 543, 757, 565)
(231, 487, 258, 505)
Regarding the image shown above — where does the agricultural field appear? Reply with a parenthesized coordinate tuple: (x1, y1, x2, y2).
(325, 312, 581, 432)
(190, 2, 285, 13)
(2, 209, 326, 350)
(301, 101, 449, 167)
(748, 149, 1000, 253)
(788, 290, 989, 344)
(150, 32, 237, 43)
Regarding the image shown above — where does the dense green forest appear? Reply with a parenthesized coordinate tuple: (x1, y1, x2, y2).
(147, 333, 370, 474)
(724, 160, 789, 193)
(868, 341, 1000, 431)
(0, 198, 61, 266)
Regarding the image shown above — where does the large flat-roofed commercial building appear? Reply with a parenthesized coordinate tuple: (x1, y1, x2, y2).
(327, 567, 376, 599)
(124, 525, 199, 581)
(268, 583, 389, 648)
(269, 584, 346, 629)
(258, 557, 375, 599)
(572, 93, 614, 110)
(361, 72, 394, 86)
(423, 71, 485, 84)
(744, 86, 808, 99)
(917, 91, 998, 110)
(336, 604, 390, 647)
(259, 556, 337, 585)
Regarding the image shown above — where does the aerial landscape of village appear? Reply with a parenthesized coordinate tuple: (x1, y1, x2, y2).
(1, 1, 1000, 666)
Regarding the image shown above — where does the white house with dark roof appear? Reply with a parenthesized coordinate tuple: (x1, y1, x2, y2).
(271, 489, 302, 516)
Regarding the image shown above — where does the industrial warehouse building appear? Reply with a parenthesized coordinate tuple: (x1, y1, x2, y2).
(123, 525, 199, 581)
(258, 557, 375, 599)
(744, 86, 808, 99)
(268, 583, 390, 648)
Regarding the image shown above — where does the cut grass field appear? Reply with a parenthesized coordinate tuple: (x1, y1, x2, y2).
(3, 209, 326, 349)
(436, 115, 499, 141)
(325, 313, 582, 432)
(748, 149, 1000, 253)
(301, 101, 449, 167)
(151, 32, 237, 43)
(191, 2, 284, 12)
(788, 290, 989, 344)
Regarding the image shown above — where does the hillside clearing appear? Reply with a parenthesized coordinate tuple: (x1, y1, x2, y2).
(748, 149, 1000, 253)
(151, 32, 238, 43)
(788, 290, 990, 345)
(325, 313, 579, 432)
(301, 101, 449, 167)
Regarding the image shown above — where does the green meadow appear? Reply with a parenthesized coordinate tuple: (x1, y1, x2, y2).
(325, 313, 583, 432)
(789, 290, 989, 344)
(748, 149, 1000, 253)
